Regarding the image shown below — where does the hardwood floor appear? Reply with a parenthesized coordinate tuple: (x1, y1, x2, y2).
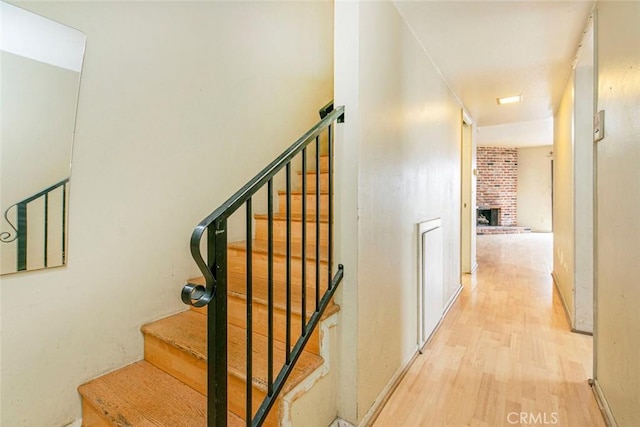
(373, 233, 604, 427)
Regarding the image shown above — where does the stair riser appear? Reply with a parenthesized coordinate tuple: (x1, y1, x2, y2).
(81, 400, 110, 426)
(227, 248, 330, 289)
(279, 193, 330, 215)
(297, 172, 329, 192)
(228, 375, 279, 427)
(144, 334, 207, 395)
(228, 296, 321, 355)
(144, 335, 279, 426)
(318, 156, 329, 172)
(254, 217, 329, 246)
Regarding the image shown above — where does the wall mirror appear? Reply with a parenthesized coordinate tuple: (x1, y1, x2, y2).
(1, 1, 86, 275)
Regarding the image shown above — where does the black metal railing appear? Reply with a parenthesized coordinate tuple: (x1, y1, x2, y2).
(0, 178, 69, 272)
(181, 103, 344, 426)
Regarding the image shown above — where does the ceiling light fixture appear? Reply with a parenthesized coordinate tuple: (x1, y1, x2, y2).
(497, 94, 523, 105)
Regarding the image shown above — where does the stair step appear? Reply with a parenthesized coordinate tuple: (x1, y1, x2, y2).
(189, 273, 340, 355)
(278, 190, 329, 215)
(297, 170, 329, 192)
(190, 272, 335, 318)
(254, 212, 329, 246)
(78, 360, 242, 427)
(227, 240, 329, 289)
(141, 311, 323, 421)
(319, 155, 329, 172)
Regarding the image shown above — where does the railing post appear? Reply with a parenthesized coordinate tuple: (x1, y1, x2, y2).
(208, 219, 228, 427)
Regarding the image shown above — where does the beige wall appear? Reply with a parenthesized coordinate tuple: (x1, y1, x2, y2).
(594, 2, 640, 426)
(552, 74, 575, 325)
(0, 2, 333, 425)
(517, 146, 553, 232)
(335, 0, 463, 422)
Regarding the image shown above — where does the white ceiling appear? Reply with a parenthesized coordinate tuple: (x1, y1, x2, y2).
(394, 0, 594, 147)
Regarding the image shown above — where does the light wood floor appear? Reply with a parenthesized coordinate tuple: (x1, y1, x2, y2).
(373, 233, 605, 427)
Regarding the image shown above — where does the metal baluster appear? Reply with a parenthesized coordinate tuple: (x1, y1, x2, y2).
(328, 124, 333, 289)
(267, 180, 274, 397)
(315, 136, 320, 311)
(246, 199, 253, 425)
(62, 183, 67, 264)
(44, 193, 49, 267)
(286, 163, 292, 363)
(301, 148, 307, 335)
(208, 219, 227, 427)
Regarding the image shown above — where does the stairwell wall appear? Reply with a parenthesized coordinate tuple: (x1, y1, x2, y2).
(552, 73, 576, 327)
(0, 2, 333, 426)
(594, 2, 640, 425)
(335, 0, 464, 423)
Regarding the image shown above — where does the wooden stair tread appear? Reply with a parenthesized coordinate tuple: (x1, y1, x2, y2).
(297, 169, 329, 174)
(189, 273, 340, 318)
(278, 190, 328, 195)
(253, 212, 329, 223)
(228, 239, 328, 262)
(141, 311, 324, 394)
(78, 360, 243, 426)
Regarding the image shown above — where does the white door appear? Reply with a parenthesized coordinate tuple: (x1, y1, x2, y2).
(418, 219, 444, 347)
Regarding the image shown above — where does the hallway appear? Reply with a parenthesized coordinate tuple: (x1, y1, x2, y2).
(373, 234, 604, 426)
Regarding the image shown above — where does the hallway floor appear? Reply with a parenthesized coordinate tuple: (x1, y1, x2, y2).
(373, 233, 605, 427)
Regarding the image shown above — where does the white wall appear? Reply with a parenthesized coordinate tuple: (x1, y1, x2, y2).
(517, 146, 553, 232)
(594, 2, 640, 426)
(461, 120, 477, 272)
(552, 22, 595, 334)
(0, 2, 333, 426)
(553, 74, 575, 325)
(573, 61, 594, 334)
(335, 0, 463, 422)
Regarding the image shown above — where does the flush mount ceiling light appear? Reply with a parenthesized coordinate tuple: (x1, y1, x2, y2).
(497, 94, 523, 105)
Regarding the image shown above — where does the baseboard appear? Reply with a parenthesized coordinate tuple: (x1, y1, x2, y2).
(551, 272, 576, 330)
(571, 327, 593, 336)
(443, 283, 463, 318)
(357, 347, 420, 427)
(589, 379, 618, 427)
(357, 283, 463, 427)
(331, 419, 356, 427)
(65, 420, 82, 427)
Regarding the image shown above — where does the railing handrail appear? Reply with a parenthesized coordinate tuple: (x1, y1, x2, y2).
(182, 105, 344, 308)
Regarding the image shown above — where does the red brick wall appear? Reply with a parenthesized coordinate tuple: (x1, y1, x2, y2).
(477, 147, 517, 226)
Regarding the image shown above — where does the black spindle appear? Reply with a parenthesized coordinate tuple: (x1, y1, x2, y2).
(301, 148, 307, 334)
(44, 192, 49, 267)
(62, 183, 67, 264)
(267, 179, 274, 396)
(315, 136, 320, 311)
(246, 199, 253, 424)
(328, 124, 333, 289)
(286, 163, 292, 363)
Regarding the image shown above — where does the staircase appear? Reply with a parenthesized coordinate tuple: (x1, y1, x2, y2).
(78, 152, 339, 426)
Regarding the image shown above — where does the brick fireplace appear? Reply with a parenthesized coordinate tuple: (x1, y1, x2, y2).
(477, 147, 517, 226)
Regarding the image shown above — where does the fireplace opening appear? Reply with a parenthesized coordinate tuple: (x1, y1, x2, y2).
(478, 207, 500, 226)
